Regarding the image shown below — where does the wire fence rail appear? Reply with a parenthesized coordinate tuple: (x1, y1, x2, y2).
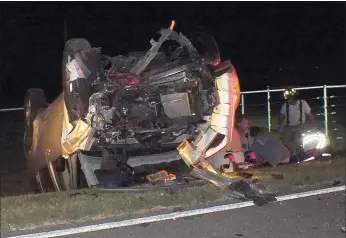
(239, 84, 346, 136)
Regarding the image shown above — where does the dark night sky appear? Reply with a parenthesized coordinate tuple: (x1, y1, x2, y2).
(0, 2, 345, 108)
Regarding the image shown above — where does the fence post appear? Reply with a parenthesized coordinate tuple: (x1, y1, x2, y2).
(267, 86, 271, 132)
(241, 94, 245, 115)
(323, 85, 328, 136)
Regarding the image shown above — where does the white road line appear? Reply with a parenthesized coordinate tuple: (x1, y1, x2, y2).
(8, 185, 345, 238)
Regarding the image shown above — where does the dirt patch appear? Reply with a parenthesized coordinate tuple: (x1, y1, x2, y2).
(247, 157, 345, 194)
(1, 157, 345, 233)
(1, 171, 36, 197)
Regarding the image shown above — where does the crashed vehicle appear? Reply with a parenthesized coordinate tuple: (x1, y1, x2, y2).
(24, 21, 241, 192)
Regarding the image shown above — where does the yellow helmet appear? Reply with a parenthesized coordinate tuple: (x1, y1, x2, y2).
(283, 88, 299, 99)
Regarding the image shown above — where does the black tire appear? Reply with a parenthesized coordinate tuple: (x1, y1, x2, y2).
(62, 38, 92, 123)
(23, 88, 47, 160)
(24, 88, 47, 132)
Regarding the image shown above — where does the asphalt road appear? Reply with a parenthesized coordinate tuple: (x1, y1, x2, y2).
(66, 191, 346, 238)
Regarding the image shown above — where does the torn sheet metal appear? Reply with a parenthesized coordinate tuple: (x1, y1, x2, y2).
(176, 63, 241, 173)
(130, 20, 176, 75)
(61, 100, 94, 158)
(190, 166, 234, 189)
(176, 139, 195, 167)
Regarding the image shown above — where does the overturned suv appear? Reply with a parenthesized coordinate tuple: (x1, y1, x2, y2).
(24, 22, 240, 192)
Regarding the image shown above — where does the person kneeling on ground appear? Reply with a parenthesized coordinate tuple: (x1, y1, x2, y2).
(249, 126, 291, 167)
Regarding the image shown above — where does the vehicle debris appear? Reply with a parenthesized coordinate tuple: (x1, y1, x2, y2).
(332, 180, 341, 186)
(229, 180, 277, 206)
(235, 233, 244, 237)
(271, 174, 284, 180)
(146, 170, 176, 185)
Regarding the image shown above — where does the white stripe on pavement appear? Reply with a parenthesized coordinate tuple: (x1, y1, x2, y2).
(8, 185, 345, 238)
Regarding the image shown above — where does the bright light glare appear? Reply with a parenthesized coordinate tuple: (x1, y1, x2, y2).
(302, 132, 327, 150)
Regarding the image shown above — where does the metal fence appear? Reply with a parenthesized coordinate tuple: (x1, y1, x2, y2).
(238, 85, 346, 136)
(1, 84, 345, 136)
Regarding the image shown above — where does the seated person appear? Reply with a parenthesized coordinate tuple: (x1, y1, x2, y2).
(235, 114, 253, 153)
(249, 126, 291, 166)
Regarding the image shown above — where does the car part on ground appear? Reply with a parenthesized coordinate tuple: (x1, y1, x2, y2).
(146, 170, 176, 185)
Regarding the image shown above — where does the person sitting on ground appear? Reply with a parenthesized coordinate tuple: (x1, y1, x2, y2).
(235, 114, 253, 154)
(249, 126, 291, 167)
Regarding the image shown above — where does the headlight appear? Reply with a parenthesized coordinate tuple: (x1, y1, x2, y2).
(302, 132, 329, 150)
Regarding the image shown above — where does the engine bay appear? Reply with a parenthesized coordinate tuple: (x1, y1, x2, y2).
(63, 22, 223, 154)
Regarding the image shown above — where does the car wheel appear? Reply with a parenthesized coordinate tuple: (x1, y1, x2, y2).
(23, 88, 47, 160)
(23, 89, 55, 192)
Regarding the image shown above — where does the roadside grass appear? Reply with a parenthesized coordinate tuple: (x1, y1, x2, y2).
(1, 185, 222, 232)
(0, 110, 345, 233)
(1, 157, 345, 233)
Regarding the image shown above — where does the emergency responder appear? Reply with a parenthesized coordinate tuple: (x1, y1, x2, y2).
(278, 88, 315, 155)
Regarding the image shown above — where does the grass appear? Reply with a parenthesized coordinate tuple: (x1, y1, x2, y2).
(1, 185, 222, 232)
(0, 110, 345, 233)
(1, 157, 345, 233)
